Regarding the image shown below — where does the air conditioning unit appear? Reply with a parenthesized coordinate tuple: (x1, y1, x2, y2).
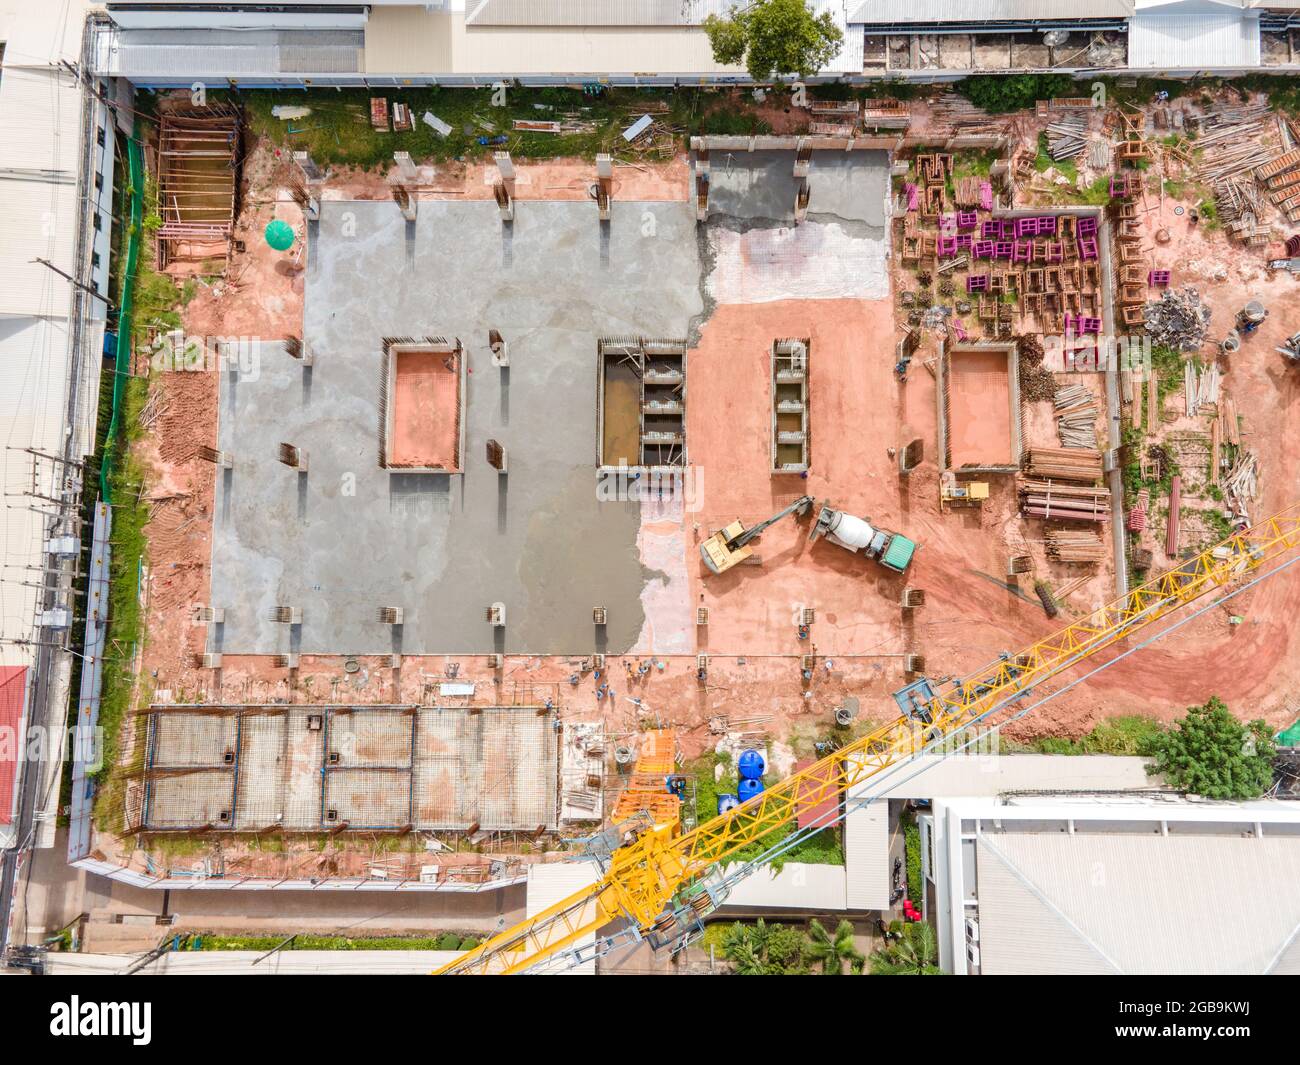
(965, 917, 980, 944)
(485, 602, 506, 626)
(307, 714, 323, 731)
(197, 653, 222, 669)
(966, 941, 981, 967)
(486, 653, 503, 669)
(419, 865, 441, 884)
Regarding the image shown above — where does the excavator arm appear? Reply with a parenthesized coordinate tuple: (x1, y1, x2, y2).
(436, 503, 1300, 976)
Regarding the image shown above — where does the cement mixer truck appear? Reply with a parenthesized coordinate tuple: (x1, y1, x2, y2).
(808, 502, 917, 574)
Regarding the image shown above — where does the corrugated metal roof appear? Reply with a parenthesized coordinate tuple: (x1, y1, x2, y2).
(723, 861, 848, 910)
(0, 667, 28, 824)
(1129, 9, 1261, 68)
(976, 829, 1300, 973)
(465, 0, 737, 26)
(855, 753, 1154, 800)
(107, 29, 363, 77)
(847, 0, 1135, 21)
(526, 861, 600, 974)
(0, 64, 81, 317)
(844, 799, 889, 909)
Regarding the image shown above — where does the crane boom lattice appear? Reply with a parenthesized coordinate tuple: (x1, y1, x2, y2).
(435, 504, 1300, 975)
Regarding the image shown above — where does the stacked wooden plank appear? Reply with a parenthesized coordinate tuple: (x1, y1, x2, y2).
(1184, 361, 1219, 416)
(1046, 529, 1106, 562)
(1166, 474, 1182, 558)
(1054, 384, 1098, 448)
(1023, 447, 1103, 482)
(1046, 112, 1089, 161)
(1020, 479, 1111, 523)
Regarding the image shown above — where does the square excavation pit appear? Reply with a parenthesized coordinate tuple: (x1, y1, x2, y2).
(936, 341, 1023, 473)
(597, 337, 688, 471)
(771, 337, 810, 474)
(133, 705, 558, 833)
(379, 336, 465, 473)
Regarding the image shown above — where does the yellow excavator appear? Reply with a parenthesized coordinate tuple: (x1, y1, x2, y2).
(699, 495, 814, 574)
(436, 501, 1300, 975)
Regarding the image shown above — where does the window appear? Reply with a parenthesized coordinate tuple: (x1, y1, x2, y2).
(93, 213, 101, 232)
(94, 172, 103, 192)
(91, 252, 100, 269)
(96, 126, 105, 147)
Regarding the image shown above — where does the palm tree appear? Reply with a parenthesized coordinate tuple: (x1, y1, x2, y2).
(868, 921, 943, 975)
(805, 918, 864, 974)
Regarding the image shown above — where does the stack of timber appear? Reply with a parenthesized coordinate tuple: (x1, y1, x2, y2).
(1023, 447, 1103, 482)
(1054, 384, 1098, 448)
(1020, 479, 1111, 523)
(1045, 529, 1107, 562)
(1184, 360, 1220, 416)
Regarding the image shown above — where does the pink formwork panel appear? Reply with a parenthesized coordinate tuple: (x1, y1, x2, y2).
(1013, 240, 1032, 263)
(999, 219, 1016, 240)
(1064, 313, 1081, 334)
(994, 241, 1014, 259)
(1077, 216, 1098, 237)
(1148, 269, 1171, 286)
(938, 235, 959, 257)
(957, 210, 978, 231)
(956, 233, 973, 250)
(1078, 237, 1098, 260)
(966, 274, 988, 293)
(906, 183, 919, 211)
(952, 318, 968, 341)
(979, 181, 993, 210)
(1038, 215, 1059, 235)
(980, 220, 999, 239)
(973, 240, 995, 258)
(1082, 317, 1102, 334)
(1015, 217, 1037, 238)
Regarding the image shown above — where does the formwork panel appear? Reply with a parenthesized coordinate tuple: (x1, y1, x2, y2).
(323, 768, 412, 828)
(412, 706, 557, 832)
(233, 712, 286, 829)
(149, 711, 238, 767)
(282, 707, 327, 830)
(144, 770, 236, 829)
(329, 708, 413, 767)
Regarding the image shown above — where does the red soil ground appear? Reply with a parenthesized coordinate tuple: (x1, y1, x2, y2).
(389, 350, 460, 469)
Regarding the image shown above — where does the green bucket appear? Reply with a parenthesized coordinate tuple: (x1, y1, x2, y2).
(264, 219, 295, 251)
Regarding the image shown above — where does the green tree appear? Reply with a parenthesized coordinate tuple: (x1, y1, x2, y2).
(704, 0, 844, 82)
(1140, 697, 1275, 799)
(869, 921, 943, 976)
(957, 74, 1075, 114)
(805, 918, 863, 974)
(720, 919, 808, 974)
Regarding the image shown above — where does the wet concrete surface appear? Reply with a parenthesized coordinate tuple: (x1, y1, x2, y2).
(210, 198, 702, 655)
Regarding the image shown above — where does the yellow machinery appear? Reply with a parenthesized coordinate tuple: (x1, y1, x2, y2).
(700, 495, 814, 575)
(940, 471, 989, 509)
(435, 502, 1300, 975)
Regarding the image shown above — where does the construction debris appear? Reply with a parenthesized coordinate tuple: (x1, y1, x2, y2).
(1045, 113, 1089, 161)
(1185, 360, 1220, 417)
(1144, 287, 1212, 352)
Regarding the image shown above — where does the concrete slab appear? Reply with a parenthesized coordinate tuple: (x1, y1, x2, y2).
(210, 198, 703, 655)
(702, 150, 888, 228)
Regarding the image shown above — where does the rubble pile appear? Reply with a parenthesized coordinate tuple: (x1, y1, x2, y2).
(1143, 287, 1212, 351)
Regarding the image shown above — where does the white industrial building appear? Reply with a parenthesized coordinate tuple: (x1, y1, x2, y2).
(0, 1, 116, 850)
(922, 795, 1300, 974)
(91, 0, 1300, 85)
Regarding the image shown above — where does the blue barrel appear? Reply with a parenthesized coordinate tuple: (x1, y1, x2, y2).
(717, 793, 739, 815)
(738, 776, 764, 803)
(737, 748, 766, 780)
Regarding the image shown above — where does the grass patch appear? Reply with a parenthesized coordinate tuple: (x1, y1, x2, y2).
(183, 932, 482, 951)
(688, 753, 843, 869)
(239, 86, 755, 169)
(999, 716, 1165, 755)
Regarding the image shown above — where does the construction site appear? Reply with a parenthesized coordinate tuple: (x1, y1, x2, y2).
(55, 78, 1300, 972)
